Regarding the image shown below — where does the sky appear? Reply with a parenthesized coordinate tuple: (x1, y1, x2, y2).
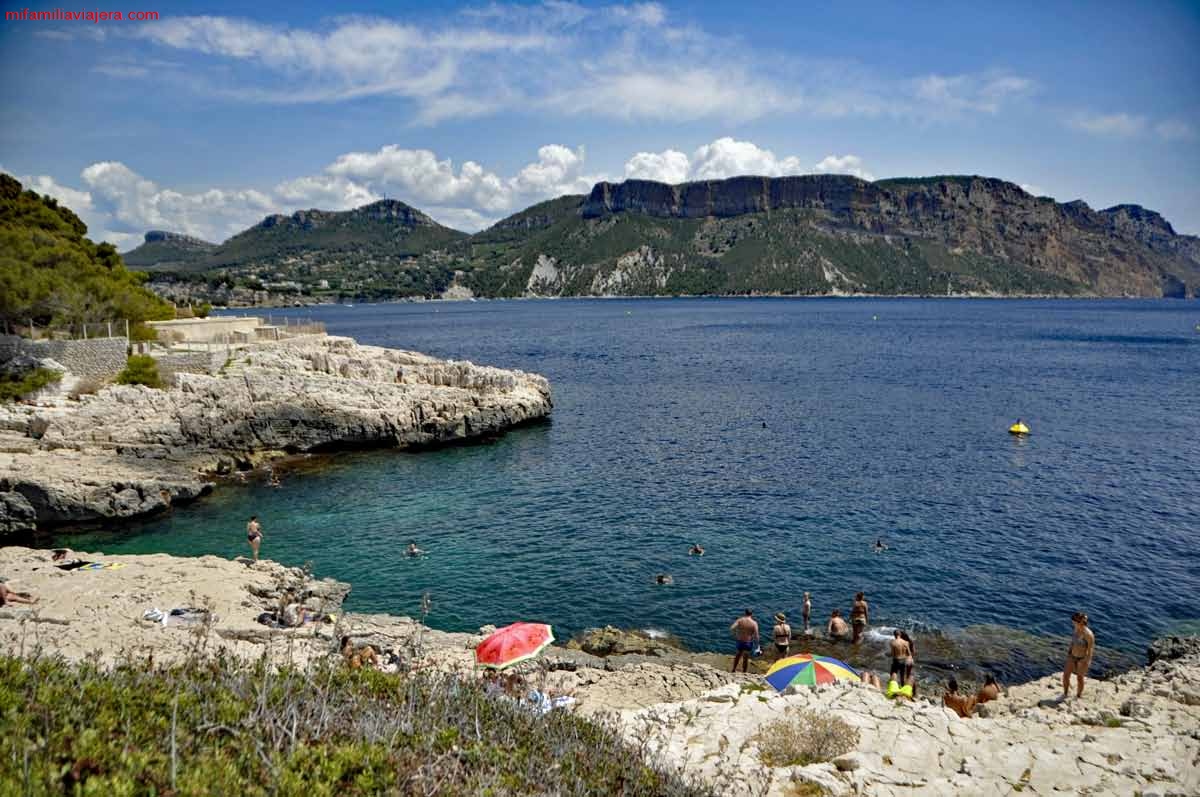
(1, 0, 1198, 248)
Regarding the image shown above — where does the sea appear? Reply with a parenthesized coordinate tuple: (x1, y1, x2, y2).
(50, 297, 1200, 681)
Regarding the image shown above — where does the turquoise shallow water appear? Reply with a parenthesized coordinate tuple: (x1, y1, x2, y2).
(50, 298, 1200, 673)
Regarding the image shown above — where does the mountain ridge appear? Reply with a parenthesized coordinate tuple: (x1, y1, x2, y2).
(126, 174, 1200, 299)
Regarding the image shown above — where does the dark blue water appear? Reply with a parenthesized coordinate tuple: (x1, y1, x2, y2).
(57, 299, 1200, 659)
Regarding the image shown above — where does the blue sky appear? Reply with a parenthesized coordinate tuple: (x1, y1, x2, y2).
(1, 0, 1197, 246)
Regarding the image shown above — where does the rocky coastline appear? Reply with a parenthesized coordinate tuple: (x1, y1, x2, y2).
(1, 546, 1196, 796)
(0, 335, 552, 536)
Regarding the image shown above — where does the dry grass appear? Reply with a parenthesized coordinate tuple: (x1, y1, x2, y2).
(753, 709, 859, 767)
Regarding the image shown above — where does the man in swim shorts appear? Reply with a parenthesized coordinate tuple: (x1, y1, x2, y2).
(889, 629, 911, 685)
(730, 609, 760, 673)
(246, 516, 262, 562)
(1063, 612, 1095, 698)
(850, 592, 869, 643)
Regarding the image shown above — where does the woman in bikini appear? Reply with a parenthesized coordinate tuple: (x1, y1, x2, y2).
(1063, 612, 1095, 698)
(246, 516, 263, 562)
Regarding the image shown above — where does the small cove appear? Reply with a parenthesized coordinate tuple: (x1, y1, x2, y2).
(50, 297, 1200, 680)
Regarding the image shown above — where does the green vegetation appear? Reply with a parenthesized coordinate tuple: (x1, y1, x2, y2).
(752, 709, 859, 767)
(0, 366, 61, 402)
(121, 231, 217, 271)
(120, 173, 1190, 300)
(0, 654, 711, 796)
(0, 173, 174, 330)
(116, 355, 163, 388)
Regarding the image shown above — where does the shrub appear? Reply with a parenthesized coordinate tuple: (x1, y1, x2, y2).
(194, 302, 213, 318)
(67, 375, 106, 400)
(128, 322, 160, 342)
(0, 654, 713, 796)
(116, 354, 163, 388)
(753, 709, 859, 767)
(0, 366, 61, 402)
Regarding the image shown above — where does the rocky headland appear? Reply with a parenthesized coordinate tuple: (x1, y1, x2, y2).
(0, 335, 552, 535)
(1, 546, 1195, 796)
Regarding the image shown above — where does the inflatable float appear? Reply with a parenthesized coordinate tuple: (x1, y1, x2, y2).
(1008, 421, 1030, 435)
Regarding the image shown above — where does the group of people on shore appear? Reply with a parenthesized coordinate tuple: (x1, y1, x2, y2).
(728, 597, 1098, 717)
(729, 591, 874, 672)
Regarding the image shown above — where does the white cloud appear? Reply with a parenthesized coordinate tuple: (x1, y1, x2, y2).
(19, 174, 95, 214)
(1019, 183, 1047, 197)
(914, 72, 1035, 114)
(8, 141, 606, 243)
(1155, 119, 1195, 141)
(84, 8, 1035, 126)
(689, 138, 803, 179)
(325, 146, 511, 212)
(623, 138, 860, 184)
(1068, 112, 1146, 137)
(545, 68, 794, 123)
(11, 138, 879, 244)
(624, 149, 690, 183)
(812, 154, 874, 181)
(273, 175, 379, 210)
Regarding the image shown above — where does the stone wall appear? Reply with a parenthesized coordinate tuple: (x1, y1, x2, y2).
(0, 335, 128, 378)
(154, 350, 228, 383)
(147, 316, 264, 343)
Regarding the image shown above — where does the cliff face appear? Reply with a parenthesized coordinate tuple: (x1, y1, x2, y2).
(126, 174, 1200, 299)
(534, 175, 1197, 298)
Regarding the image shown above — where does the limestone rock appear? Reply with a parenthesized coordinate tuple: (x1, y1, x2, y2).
(568, 625, 679, 657)
(1148, 635, 1200, 664)
(0, 336, 552, 534)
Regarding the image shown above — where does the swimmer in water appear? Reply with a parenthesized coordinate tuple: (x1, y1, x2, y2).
(406, 541, 425, 557)
(873, 539, 888, 553)
(655, 574, 673, 585)
(689, 543, 705, 556)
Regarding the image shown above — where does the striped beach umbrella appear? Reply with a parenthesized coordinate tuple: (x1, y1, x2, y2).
(765, 653, 860, 691)
(474, 622, 555, 670)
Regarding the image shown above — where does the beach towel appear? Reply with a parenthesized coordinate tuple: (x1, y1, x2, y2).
(143, 607, 216, 627)
(58, 561, 125, 572)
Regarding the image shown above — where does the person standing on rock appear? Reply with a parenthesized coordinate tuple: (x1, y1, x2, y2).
(730, 609, 760, 673)
(771, 613, 792, 658)
(889, 630, 911, 685)
(802, 592, 812, 633)
(246, 516, 263, 562)
(850, 592, 869, 643)
(1063, 612, 1095, 699)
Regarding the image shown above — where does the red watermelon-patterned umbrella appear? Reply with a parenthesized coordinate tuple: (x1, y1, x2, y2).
(474, 622, 555, 670)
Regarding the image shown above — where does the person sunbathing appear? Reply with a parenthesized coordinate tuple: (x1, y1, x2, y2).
(977, 674, 1001, 703)
(0, 582, 37, 606)
(943, 677, 976, 718)
(340, 636, 379, 669)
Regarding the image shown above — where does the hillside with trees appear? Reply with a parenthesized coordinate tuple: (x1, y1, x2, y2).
(0, 173, 173, 330)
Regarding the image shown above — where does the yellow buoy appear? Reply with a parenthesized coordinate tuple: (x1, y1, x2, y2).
(1009, 421, 1030, 435)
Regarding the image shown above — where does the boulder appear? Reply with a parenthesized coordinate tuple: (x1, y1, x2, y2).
(568, 625, 679, 657)
(1147, 635, 1200, 664)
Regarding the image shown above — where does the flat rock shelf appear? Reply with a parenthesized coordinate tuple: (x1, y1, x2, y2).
(0, 335, 552, 535)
